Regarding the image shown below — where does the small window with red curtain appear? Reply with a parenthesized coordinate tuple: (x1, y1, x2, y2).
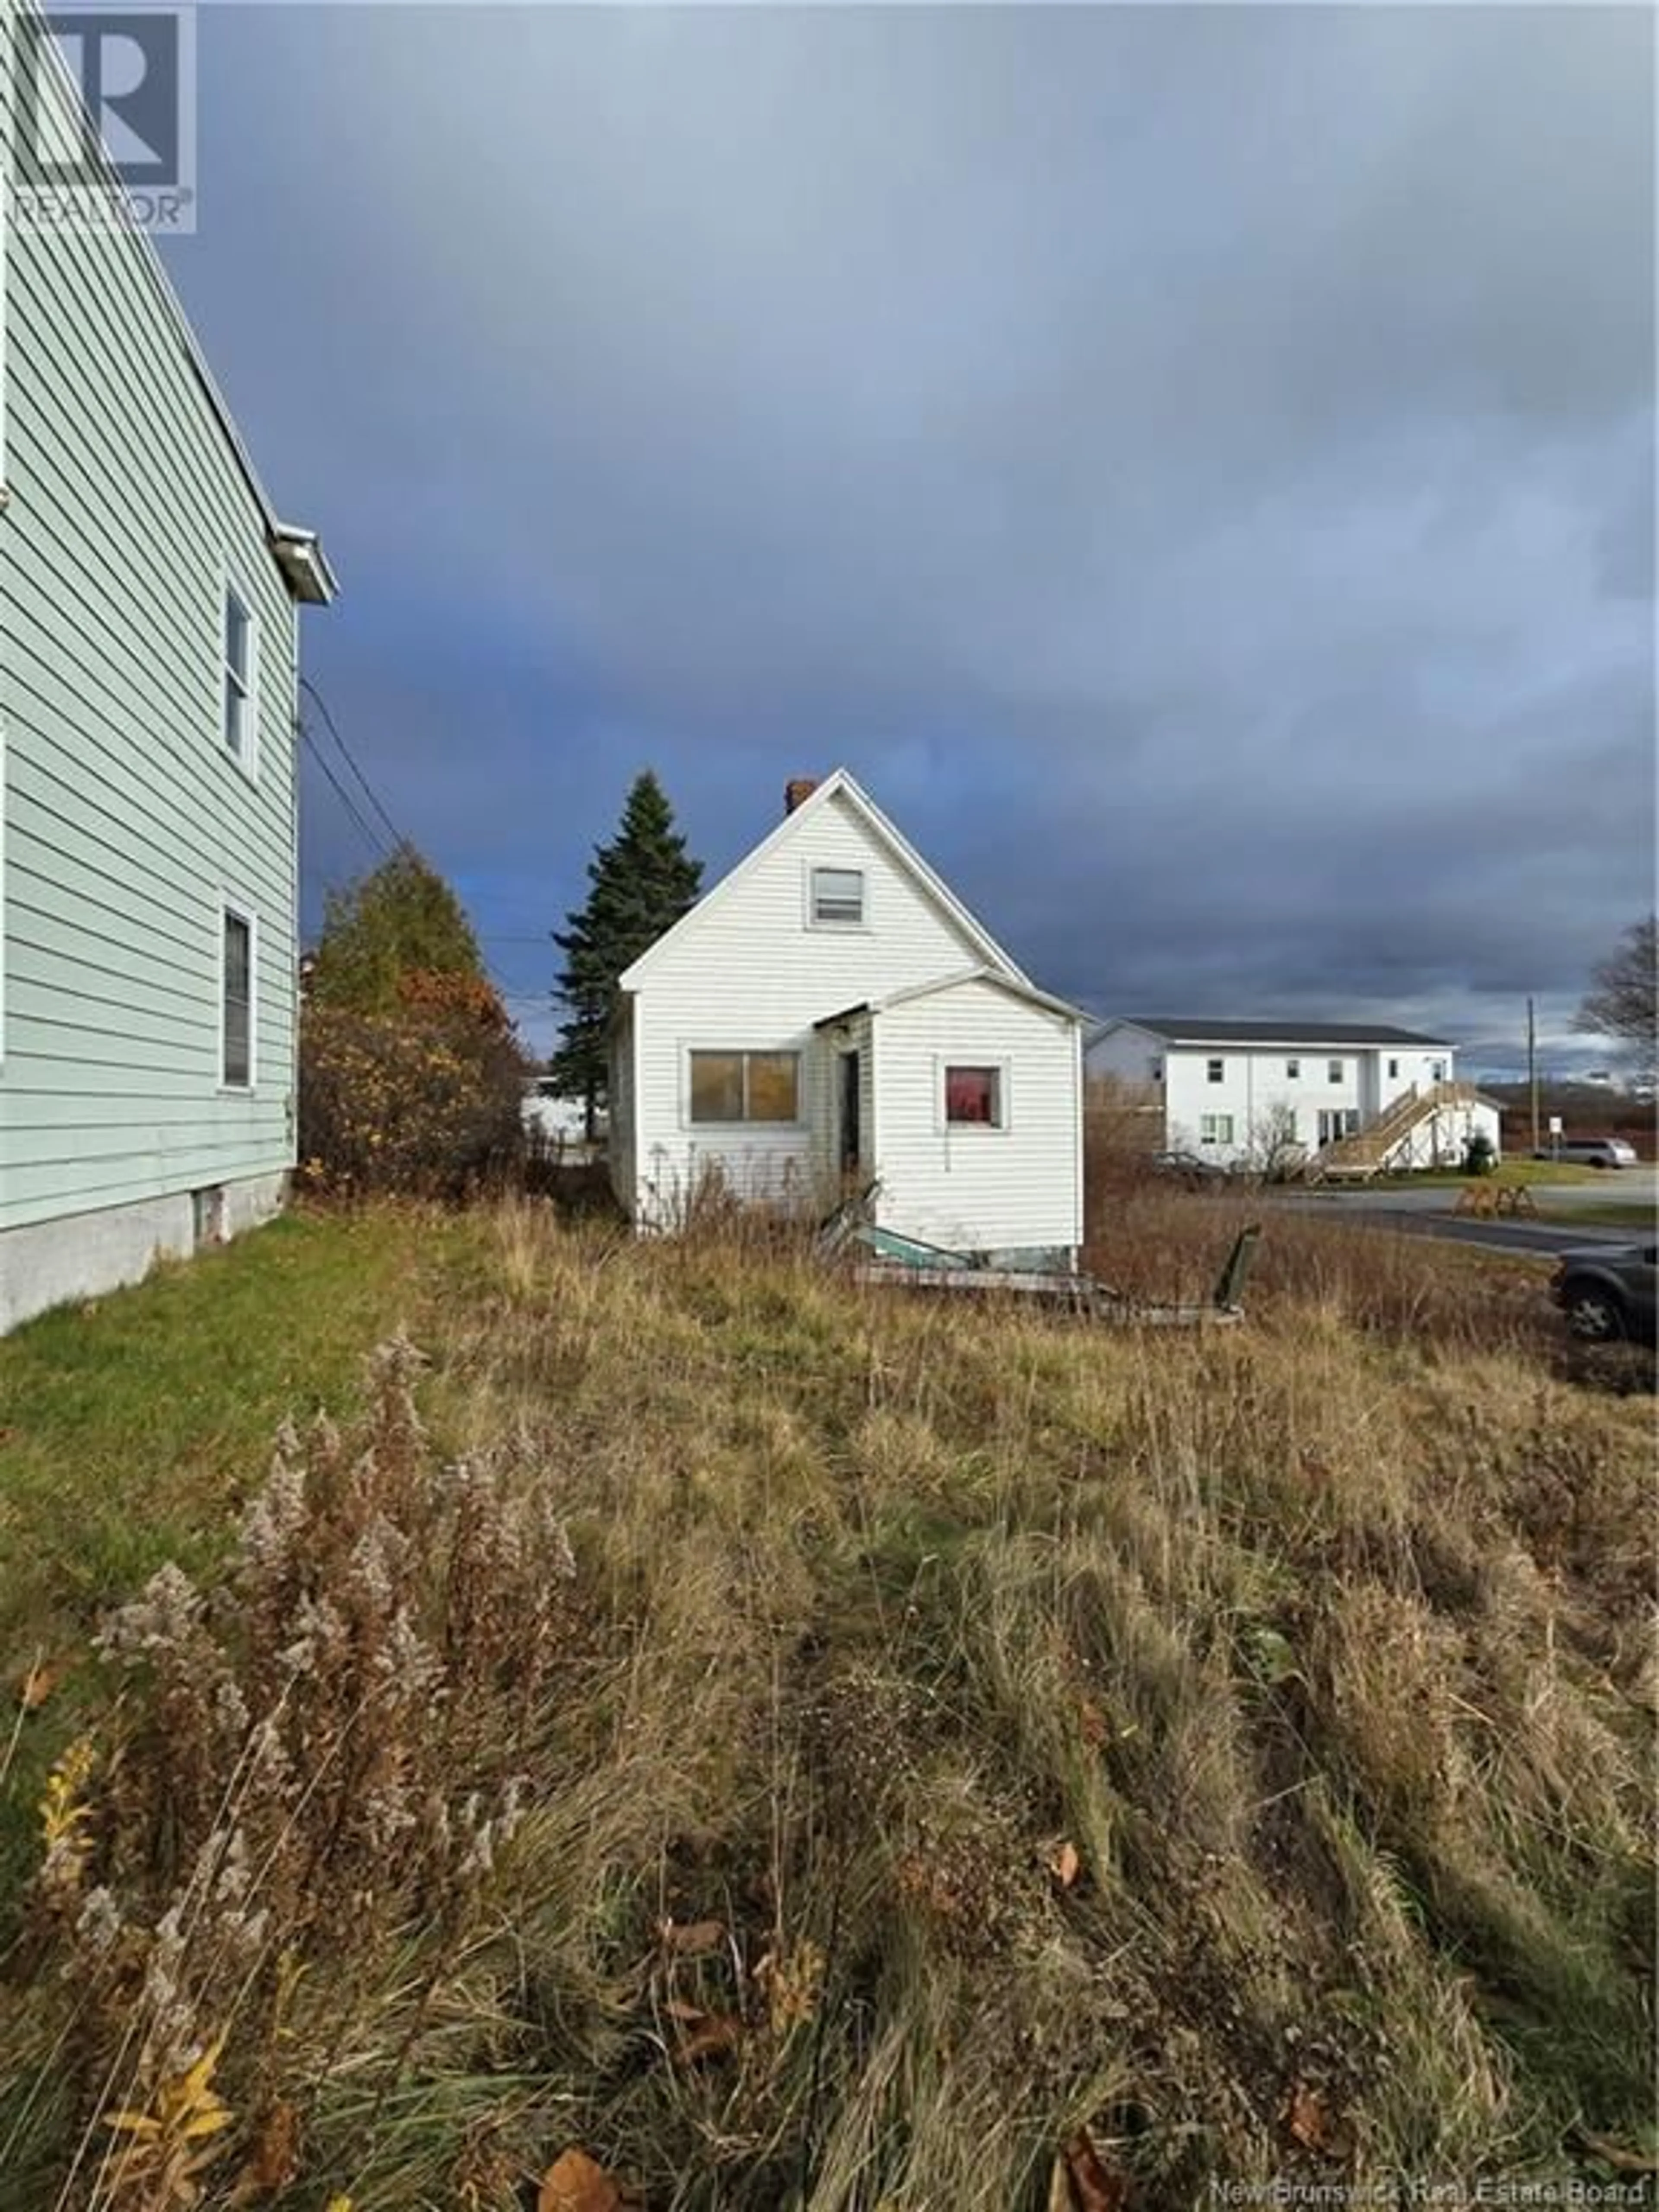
(945, 1065, 1003, 1127)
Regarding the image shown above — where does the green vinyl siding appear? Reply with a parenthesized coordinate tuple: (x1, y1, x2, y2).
(0, 15, 303, 1232)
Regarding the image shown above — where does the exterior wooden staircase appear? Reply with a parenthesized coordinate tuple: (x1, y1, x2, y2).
(1304, 1081, 1479, 1183)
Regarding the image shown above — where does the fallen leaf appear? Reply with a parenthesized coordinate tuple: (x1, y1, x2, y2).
(18, 1660, 59, 1712)
(1063, 2128, 1131, 2211)
(229, 2099, 301, 2199)
(1048, 1839, 1082, 1890)
(538, 2147, 625, 2212)
(658, 1916, 726, 1956)
(1283, 2083, 1351, 2160)
(676, 2012, 743, 2064)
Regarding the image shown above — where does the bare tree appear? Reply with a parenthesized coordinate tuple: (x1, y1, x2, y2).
(1239, 1102, 1306, 1182)
(1575, 915, 1657, 1068)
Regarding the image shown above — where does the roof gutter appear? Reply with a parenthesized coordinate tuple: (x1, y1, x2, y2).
(269, 524, 338, 607)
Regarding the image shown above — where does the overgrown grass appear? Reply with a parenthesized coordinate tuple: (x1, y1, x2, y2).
(0, 1198, 1653, 2210)
(0, 1205, 475, 1911)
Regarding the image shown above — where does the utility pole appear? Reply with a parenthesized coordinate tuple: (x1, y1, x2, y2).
(1527, 996, 1541, 1155)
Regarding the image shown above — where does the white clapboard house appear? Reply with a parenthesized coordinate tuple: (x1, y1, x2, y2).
(608, 772, 1087, 1260)
(1086, 1018, 1503, 1179)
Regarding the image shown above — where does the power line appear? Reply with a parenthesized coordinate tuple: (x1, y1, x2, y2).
(300, 676, 406, 851)
(298, 717, 386, 861)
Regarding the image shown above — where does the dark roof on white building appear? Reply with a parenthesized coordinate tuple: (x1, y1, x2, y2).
(1105, 1018, 1456, 1049)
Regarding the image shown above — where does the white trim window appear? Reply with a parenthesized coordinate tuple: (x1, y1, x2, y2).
(1327, 1057, 1344, 1084)
(1285, 1057, 1301, 1079)
(943, 1062, 1007, 1129)
(1206, 1057, 1225, 1083)
(809, 865, 865, 928)
(687, 1049, 800, 1125)
(221, 905, 255, 1088)
(1200, 1112, 1235, 1145)
(222, 580, 258, 770)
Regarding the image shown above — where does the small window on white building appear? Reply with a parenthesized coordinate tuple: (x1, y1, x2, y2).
(222, 908, 254, 1087)
(810, 867, 864, 927)
(1285, 1058, 1300, 1079)
(1206, 1057, 1224, 1083)
(1387, 1057, 1400, 1079)
(223, 584, 257, 769)
(1431, 1058, 1446, 1082)
(1327, 1058, 1344, 1084)
(945, 1065, 1004, 1127)
(1200, 1113, 1234, 1144)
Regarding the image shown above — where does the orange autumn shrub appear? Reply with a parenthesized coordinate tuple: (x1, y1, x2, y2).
(299, 978, 525, 1199)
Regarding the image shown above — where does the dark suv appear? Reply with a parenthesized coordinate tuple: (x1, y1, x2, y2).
(1549, 1243, 1658, 1343)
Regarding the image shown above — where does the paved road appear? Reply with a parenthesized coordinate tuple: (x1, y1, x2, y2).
(1267, 1173, 1655, 1259)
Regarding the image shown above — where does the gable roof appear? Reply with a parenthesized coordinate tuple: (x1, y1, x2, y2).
(1095, 1018, 1456, 1049)
(619, 769, 1030, 990)
(815, 966, 1087, 1029)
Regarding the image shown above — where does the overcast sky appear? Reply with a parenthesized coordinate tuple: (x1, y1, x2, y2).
(163, 3, 1655, 1070)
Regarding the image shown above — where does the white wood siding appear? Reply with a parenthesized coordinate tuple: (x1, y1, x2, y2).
(874, 979, 1081, 1253)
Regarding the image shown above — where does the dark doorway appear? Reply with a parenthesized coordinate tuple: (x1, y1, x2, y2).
(839, 1051, 861, 1174)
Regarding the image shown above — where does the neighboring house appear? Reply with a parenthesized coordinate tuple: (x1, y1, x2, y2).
(1086, 1019, 1503, 1178)
(0, 13, 335, 1332)
(609, 772, 1086, 1259)
(522, 1077, 604, 1150)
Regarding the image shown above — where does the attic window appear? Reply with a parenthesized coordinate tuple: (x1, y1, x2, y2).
(810, 867, 864, 928)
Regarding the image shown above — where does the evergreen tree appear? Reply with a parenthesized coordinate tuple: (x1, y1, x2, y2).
(552, 773, 702, 1133)
(310, 845, 488, 1015)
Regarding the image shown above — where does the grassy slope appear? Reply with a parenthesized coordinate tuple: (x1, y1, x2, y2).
(0, 1201, 1653, 2210)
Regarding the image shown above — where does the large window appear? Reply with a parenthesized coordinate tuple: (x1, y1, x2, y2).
(223, 584, 256, 768)
(688, 1049, 800, 1124)
(945, 1065, 1004, 1127)
(222, 908, 253, 1087)
(810, 867, 865, 927)
(1200, 1113, 1235, 1144)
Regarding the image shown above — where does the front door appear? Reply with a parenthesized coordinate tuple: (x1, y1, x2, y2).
(1318, 1108, 1360, 1146)
(839, 1051, 861, 1176)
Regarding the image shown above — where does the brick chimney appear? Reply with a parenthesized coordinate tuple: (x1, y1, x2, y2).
(784, 777, 820, 817)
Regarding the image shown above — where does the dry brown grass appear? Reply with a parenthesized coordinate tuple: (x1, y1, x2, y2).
(1, 1197, 1653, 2210)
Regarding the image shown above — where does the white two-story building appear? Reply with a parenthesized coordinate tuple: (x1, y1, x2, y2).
(1086, 1019, 1503, 1178)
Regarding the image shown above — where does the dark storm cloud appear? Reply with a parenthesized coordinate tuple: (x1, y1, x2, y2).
(167, 3, 1655, 1056)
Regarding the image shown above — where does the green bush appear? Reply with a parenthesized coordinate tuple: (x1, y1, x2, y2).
(1462, 1129, 1498, 1177)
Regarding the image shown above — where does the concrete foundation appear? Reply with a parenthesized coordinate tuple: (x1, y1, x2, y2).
(0, 1171, 288, 1335)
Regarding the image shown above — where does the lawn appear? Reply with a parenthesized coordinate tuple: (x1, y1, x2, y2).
(0, 1198, 1652, 2211)
(1379, 1162, 1608, 1188)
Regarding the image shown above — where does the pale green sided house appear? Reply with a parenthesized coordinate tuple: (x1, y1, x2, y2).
(0, 6, 336, 1332)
